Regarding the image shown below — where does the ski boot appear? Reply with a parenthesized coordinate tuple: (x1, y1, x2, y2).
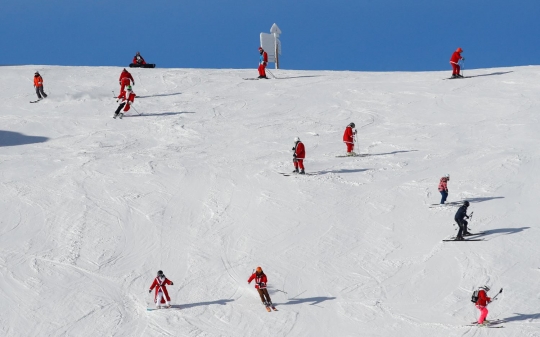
(299, 169, 305, 175)
(293, 168, 299, 173)
(119, 113, 124, 119)
(113, 113, 119, 119)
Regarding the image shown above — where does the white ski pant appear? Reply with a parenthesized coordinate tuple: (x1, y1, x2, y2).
(155, 291, 169, 307)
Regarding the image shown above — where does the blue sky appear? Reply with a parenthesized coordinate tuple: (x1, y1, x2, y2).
(2, 0, 538, 71)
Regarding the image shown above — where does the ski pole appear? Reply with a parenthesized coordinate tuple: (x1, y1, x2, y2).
(491, 288, 503, 302)
(461, 60, 465, 77)
(274, 289, 288, 294)
(131, 104, 142, 116)
(266, 68, 278, 79)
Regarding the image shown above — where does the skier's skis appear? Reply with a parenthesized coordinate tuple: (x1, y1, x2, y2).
(271, 305, 278, 311)
(30, 100, 41, 103)
(443, 238, 484, 242)
(265, 306, 271, 312)
(243, 78, 260, 80)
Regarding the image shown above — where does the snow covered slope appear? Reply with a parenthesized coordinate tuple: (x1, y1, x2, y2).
(1, 65, 539, 336)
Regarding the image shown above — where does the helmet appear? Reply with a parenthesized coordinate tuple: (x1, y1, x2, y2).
(126, 85, 132, 91)
(445, 174, 450, 178)
(456, 47, 463, 53)
(258, 47, 263, 50)
(35, 71, 39, 75)
(481, 285, 490, 291)
(136, 51, 140, 55)
(349, 122, 355, 128)
(463, 201, 470, 207)
(157, 270, 164, 276)
(256, 266, 262, 273)
(294, 137, 300, 143)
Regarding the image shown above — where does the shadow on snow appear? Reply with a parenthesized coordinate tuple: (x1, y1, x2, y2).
(363, 150, 418, 156)
(467, 71, 513, 78)
(172, 299, 234, 310)
(480, 227, 529, 236)
(280, 296, 337, 306)
(0, 130, 49, 147)
(137, 92, 182, 98)
(125, 111, 196, 117)
(276, 75, 324, 80)
(314, 168, 370, 175)
(502, 312, 540, 322)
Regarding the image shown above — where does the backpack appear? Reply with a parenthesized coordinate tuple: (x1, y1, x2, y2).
(471, 290, 479, 303)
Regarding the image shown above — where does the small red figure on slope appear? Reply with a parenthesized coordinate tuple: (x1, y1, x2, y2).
(450, 47, 465, 78)
(248, 267, 275, 311)
(292, 137, 305, 174)
(119, 68, 135, 94)
(438, 174, 450, 204)
(33, 71, 48, 100)
(149, 270, 174, 309)
(343, 122, 357, 156)
(114, 85, 136, 119)
(133, 51, 146, 65)
(474, 286, 492, 325)
(258, 47, 268, 79)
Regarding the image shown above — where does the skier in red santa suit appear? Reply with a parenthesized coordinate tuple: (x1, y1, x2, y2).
(343, 122, 357, 156)
(292, 137, 305, 174)
(149, 270, 174, 309)
(258, 47, 268, 79)
(113, 85, 136, 119)
(450, 47, 465, 78)
(118, 68, 135, 94)
(475, 286, 492, 325)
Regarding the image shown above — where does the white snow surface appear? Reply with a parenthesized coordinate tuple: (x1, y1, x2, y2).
(1, 65, 539, 337)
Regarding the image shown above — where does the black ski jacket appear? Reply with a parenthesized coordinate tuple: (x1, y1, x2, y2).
(454, 205, 469, 221)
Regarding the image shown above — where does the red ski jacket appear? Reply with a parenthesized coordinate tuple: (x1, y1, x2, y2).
(475, 289, 491, 307)
(343, 126, 355, 144)
(119, 70, 134, 84)
(133, 55, 146, 65)
(438, 177, 449, 192)
(248, 272, 268, 289)
(117, 91, 136, 103)
(294, 141, 305, 159)
(450, 51, 463, 64)
(34, 75, 44, 87)
(149, 276, 173, 302)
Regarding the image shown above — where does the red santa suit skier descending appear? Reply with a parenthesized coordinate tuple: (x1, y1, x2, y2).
(258, 47, 268, 79)
(474, 286, 492, 325)
(118, 68, 135, 94)
(248, 267, 276, 311)
(292, 137, 305, 174)
(343, 122, 357, 156)
(114, 85, 136, 119)
(450, 47, 465, 78)
(149, 270, 174, 309)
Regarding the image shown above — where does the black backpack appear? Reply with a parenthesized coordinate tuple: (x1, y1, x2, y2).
(471, 290, 479, 303)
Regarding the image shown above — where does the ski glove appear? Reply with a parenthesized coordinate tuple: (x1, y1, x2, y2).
(170, 282, 174, 285)
(149, 289, 152, 293)
(462, 58, 465, 61)
(293, 153, 297, 157)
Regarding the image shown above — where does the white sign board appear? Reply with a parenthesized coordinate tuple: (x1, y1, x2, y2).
(260, 33, 281, 63)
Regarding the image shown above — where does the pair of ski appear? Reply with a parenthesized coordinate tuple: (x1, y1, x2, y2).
(443, 232, 486, 242)
(279, 172, 314, 177)
(113, 113, 124, 119)
(265, 304, 278, 312)
(466, 319, 505, 328)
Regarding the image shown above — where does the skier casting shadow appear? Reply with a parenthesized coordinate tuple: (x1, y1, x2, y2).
(454, 201, 473, 240)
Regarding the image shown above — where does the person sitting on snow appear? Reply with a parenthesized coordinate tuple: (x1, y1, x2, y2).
(133, 51, 146, 65)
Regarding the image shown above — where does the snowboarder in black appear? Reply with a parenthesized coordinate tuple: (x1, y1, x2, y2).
(454, 201, 472, 240)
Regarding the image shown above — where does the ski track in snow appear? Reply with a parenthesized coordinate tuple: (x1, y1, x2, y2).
(1, 66, 540, 336)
